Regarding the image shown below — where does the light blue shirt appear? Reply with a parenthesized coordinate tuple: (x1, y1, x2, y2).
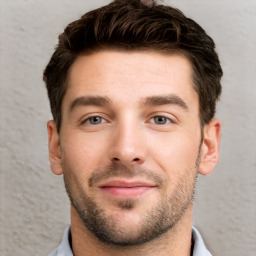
(49, 226, 212, 256)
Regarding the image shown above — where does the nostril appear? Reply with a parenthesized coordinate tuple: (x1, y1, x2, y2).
(112, 157, 141, 163)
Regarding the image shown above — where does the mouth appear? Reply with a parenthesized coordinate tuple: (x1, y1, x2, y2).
(98, 179, 156, 197)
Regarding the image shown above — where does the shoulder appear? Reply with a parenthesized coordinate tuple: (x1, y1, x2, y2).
(48, 248, 58, 256)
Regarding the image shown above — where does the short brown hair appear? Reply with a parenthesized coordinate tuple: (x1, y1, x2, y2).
(43, 0, 222, 132)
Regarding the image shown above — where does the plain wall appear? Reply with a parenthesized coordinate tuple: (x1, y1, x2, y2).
(0, 0, 255, 255)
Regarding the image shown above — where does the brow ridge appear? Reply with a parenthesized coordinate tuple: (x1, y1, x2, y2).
(69, 96, 112, 111)
(142, 94, 189, 111)
(69, 94, 188, 112)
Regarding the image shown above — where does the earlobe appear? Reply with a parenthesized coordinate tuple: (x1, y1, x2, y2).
(199, 118, 221, 176)
(47, 120, 63, 175)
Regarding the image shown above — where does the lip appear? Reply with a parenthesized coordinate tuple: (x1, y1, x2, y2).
(98, 179, 156, 197)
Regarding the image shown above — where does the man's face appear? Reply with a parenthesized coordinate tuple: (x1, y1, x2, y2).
(50, 50, 208, 245)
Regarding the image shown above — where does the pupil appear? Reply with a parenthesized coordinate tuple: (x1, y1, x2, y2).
(91, 117, 100, 124)
(156, 116, 165, 124)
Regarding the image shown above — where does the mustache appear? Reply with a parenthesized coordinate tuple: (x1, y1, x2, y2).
(88, 162, 165, 187)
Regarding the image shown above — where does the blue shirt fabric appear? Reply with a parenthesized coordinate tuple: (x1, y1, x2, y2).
(49, 226, 212, 256)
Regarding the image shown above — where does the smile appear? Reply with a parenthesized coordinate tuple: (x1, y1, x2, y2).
(98, 179, 156, 197)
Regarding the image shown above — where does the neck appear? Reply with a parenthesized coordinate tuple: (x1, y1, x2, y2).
(70, 204, 193, 256)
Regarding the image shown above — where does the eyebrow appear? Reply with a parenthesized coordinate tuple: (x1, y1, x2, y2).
(69, 94, 189, 112)
(69, 96, 112, 111)
(142, 94, 189, 111)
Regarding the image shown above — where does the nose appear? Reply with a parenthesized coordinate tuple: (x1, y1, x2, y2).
(108, 120, 146, 166)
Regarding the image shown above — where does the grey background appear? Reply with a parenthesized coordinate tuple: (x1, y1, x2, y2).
(0, 0, 255, 255)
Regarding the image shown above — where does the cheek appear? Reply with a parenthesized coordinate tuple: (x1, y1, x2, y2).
(148, 131, 201, 175)
(60, 133, 108, 177)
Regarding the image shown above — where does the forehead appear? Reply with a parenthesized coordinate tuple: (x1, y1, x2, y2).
(63, 50, 198, 109)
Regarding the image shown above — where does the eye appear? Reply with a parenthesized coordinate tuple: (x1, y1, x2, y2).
(83, 116, 106, 125)
(150, 116, 171, 125)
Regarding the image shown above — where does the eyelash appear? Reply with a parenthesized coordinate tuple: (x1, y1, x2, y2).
(80, 114, 174, 127)
(81, 115, 107, 125)
(149, 116, 173, 125)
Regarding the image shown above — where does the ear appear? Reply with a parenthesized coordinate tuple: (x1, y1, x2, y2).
(47, 120, 63, 175)
(199, 118, 221, 176)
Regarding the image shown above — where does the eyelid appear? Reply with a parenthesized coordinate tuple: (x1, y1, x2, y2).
(149, 116, 172, 124)
(85, 116, 106, 125)
(147, 112, 177, 124)
(80, 113, 110, 125)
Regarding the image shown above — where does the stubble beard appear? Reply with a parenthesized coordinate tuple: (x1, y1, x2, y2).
(63, 155, 199, 247)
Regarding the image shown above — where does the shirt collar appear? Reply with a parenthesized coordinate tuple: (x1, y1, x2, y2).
(50, 226, 212, 256)
(192, 226, 212, 256)
(49, 226, 73, 256)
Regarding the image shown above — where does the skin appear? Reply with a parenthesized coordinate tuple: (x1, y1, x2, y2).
(47, 50, 221, 256)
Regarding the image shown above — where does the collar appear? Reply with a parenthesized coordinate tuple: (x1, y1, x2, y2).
(192, 226, 212, 256)
(49, 226, 212, 256)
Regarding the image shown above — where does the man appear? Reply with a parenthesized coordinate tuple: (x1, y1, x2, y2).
(44, 0, 222, 255)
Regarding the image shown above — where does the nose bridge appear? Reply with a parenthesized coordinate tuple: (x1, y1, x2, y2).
(109, 115, 146, 165)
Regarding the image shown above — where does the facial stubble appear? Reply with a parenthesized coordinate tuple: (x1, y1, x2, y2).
(63, 154, 200, 247)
